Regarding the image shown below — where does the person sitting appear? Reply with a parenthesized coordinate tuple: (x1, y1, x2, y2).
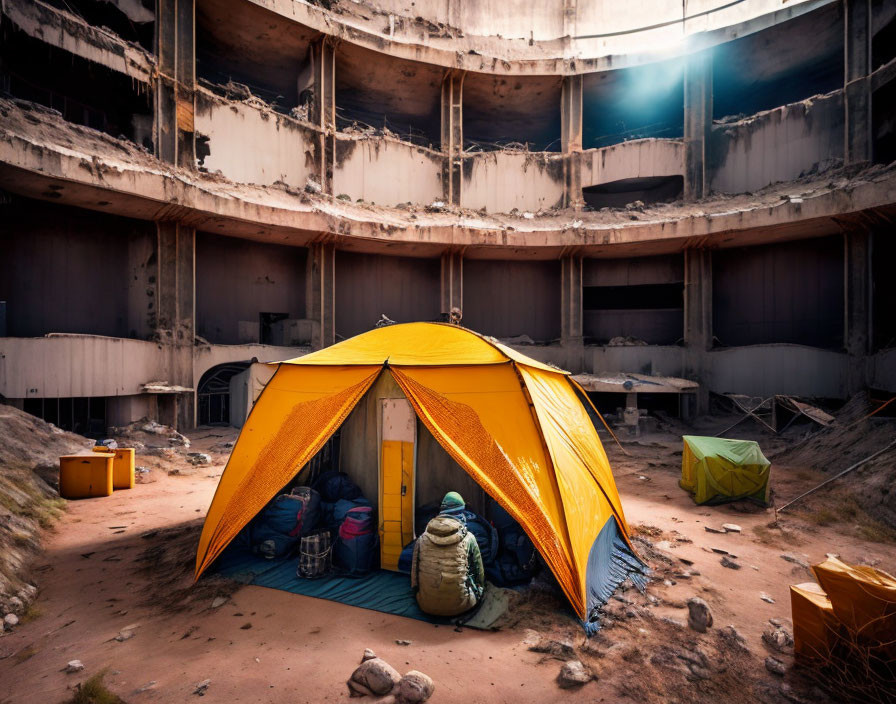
(411, 492, 485, 617)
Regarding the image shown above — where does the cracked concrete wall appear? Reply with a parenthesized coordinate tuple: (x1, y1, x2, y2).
(710, 90, 845, 194)
(195, 231, 307, 345)
(462, 259, 561, 342)
(461, 152, 566, 213)
(0, 202, 155, 339)
(332, 136, 444, 206)
(193, 89, 316, 188)
(334, 251, 440, 339)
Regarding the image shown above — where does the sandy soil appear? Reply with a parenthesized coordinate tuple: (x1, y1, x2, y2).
(0, 418, 893, 704)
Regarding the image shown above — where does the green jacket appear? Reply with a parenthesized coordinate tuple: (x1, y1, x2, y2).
(411, 515, 485, 616)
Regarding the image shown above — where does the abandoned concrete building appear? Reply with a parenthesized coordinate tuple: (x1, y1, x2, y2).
(0, 0, 894, 433)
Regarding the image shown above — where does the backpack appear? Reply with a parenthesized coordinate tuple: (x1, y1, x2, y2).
(313, 471, 362, 503)
(250, 493, 305, 559)
(333, 506, 378, 575)
(417, 503, 498, 566)
(288, 486, 322, 537)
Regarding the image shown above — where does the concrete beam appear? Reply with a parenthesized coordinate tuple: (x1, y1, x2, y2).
(311, 36, 337, 194)
(844, 0, 872, 165)
(440, 250, 463, 320)
(440, 70, 465, 206)
(560, 254, 584, 372)
(684, 51, 712, 201)
(684, 248, 712, 413)
(2, 0, 154, 83)
(306, 242, 335, 349)
(156, 221, 195, 429)
(155, 0, 195, 168)
(561, 74, 583, 209)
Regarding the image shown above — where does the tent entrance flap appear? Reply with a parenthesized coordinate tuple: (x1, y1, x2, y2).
(380, 398, 416, 571)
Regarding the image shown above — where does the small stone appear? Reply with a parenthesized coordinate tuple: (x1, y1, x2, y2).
(765, 656, 787, 676)
(686, 597, 713, 633)
(211, 596, 227, 609)
(8, 596, 24, 616)
(193, 679, 211, 696)
(395, 639, 412, 646)
(397, 670, 434, 702)
(704, 526, 726, 534)
(557, 660, 592, 689)
(4, 613, 20, 630)
(721, 523, 742, 533)
(720, 556, 741, 570)
(825, 553, 839, 560)
(115, 629, 136, 641)
(65, 660, 85, 673)
(362, 648, 377, 662)
(760, 593, 775, 604)
(135, 682, 157, 693)
(762, 623, 794, 653)
(348, 658, 401, 697)
(711, 547, 729, 555)
(679, 557, 694, 566)
(718, 625, 748, 651)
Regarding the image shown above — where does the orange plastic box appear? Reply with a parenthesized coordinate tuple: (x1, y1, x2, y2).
(93, 447, 136, 490)
(59, 454, 113, 499)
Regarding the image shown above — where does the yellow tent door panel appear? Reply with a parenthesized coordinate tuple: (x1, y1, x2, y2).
(380, 397, 416, 571)
(380, 440, 415, 570)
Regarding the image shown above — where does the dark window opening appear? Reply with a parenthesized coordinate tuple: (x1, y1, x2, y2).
(41, 0, 155, 51)
(196, 0, 317, 114)
(873, 80, 896, 166)
(712, 4, 843, 120)
(0, 25, 153, 148)
(335, 45, 442, 149)
(197, 363, 250, 426)
(872, 5, 896, 71)
(463, 74, 562, 152)
(583, 283, 683, 345)
(583, 175, 683, 210)
(23, 397, 107, 437)
(712, 236, 844, 349)
(260, 312, 289, 345)
(873, 230, 896, 350)
(583, 59, 683, 149)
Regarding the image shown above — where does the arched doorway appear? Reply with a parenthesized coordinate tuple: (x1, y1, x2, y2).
(196, 362, 251, 426)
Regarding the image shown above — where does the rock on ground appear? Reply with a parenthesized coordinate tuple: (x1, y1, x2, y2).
(687, 597, 714, 632)
(64, 660, 85, 673)
(348, 657, 402, 697)
(762, 621, 794, 653)
(557, 660, 593, 689)
(765, 656, 787, 676)
(397, 670, 434, 703)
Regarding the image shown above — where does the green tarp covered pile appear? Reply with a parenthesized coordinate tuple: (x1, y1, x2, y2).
(680, 435, 771, 505)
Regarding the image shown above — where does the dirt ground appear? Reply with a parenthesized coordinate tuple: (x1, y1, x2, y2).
(0, 412, 893, 704)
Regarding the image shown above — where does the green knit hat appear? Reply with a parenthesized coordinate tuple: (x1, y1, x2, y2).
(440, 491, 465, 511)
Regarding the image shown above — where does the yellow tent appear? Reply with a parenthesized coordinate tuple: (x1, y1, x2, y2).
(195, 322, 646, 624)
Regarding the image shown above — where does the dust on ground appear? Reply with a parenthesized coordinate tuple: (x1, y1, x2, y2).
(0, 397, 893, 704)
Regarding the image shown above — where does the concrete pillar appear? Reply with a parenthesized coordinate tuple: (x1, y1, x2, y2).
(844, 0, 872, 165)
(561, 74, 583, 209)
(440, 250, 463, 320)
(441, 70, 465, 206)
(311, 37, 337, 194)
(306, 242, 335, 349)
(560, 254, 585, 372)
(684, 248, 712, 414)
(154, 0, 195, 168)
(155, 222, 195, 429)
(844, 228, 871, 392)
(684, 51, 712, 201)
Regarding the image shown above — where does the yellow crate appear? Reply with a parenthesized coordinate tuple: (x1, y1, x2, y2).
(59, 454, 113, 499)
(93, 447, 135, 490)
